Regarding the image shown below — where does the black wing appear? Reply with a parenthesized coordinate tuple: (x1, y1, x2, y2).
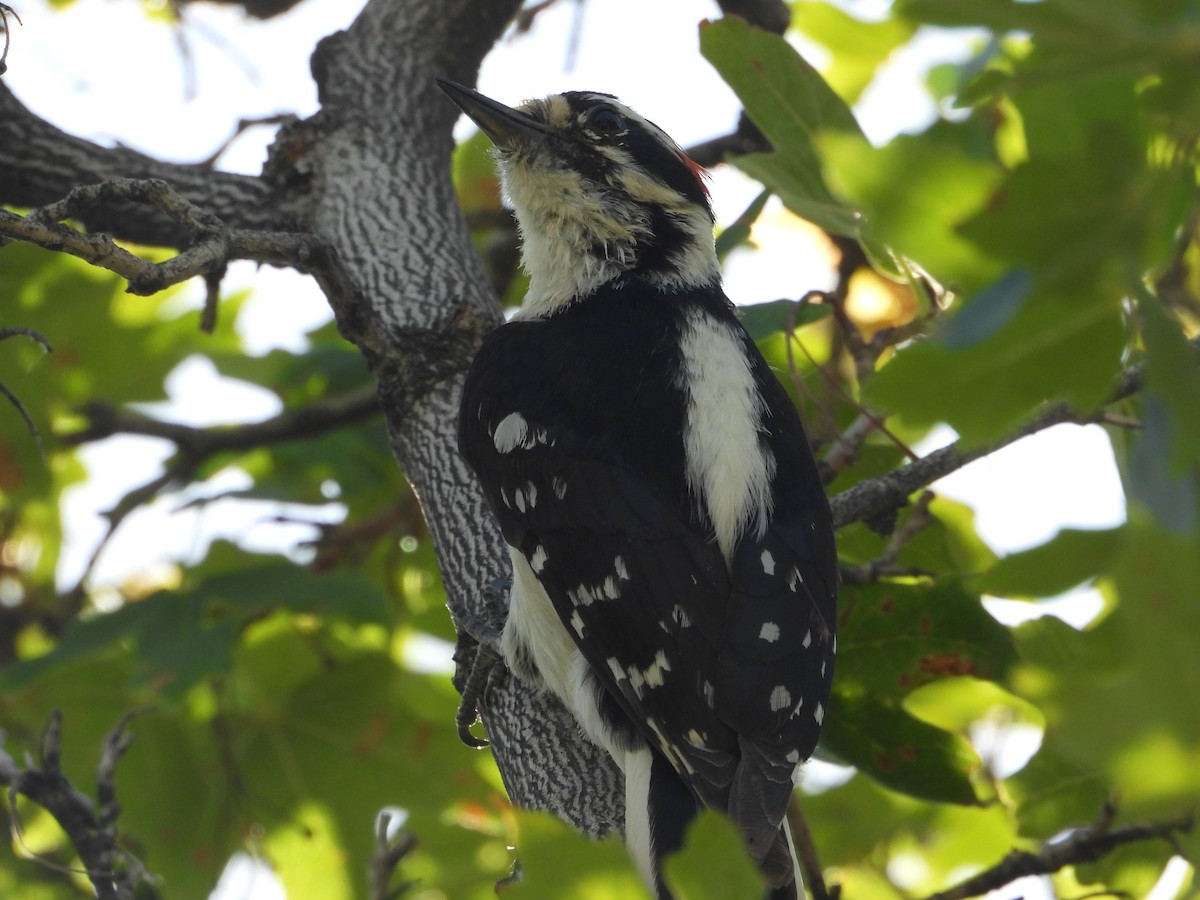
(458, 290, 837, 870)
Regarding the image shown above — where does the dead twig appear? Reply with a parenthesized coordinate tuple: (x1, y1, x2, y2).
(0, 178, 358, 333)
(369, 809, 418, 900)
(58, 386, 379, 600)
(0, 3, 21, 76)
(916, 802, 1193, 900)
(840, 490, 937, 584)
(0, 709, 155, 900)
(829, 335, 1200, 532)
(0, 325, 52, 454)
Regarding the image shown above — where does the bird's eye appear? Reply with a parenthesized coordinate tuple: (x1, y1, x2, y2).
(589, 109, 625, 137)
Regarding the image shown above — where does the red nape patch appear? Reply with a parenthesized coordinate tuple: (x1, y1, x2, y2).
(677, 151, 711, 198)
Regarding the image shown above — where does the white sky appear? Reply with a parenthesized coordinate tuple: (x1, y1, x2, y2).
(3, 1, 1130, 896)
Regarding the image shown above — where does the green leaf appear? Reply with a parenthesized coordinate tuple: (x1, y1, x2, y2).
(700, 16, 864, 145)
(666, 811, 765, 899)
(1138, 295, 1200, 474)
(715, 189, 770, 259)
(700, 16, 869, 239)
(865, 284, 1126, 444)
(238, 651, 499, 899)
(731, 150, 864, 238)
(1008, 745, 1110, 841)
(837, 580, 1017, 699)
(791, 1, 918, 104)
(823, 689, 982, 804)
(1011, 519, 1200, 859)
(739, 298, 830, 342)
(1, 553, 393, 697)
(506, 811, 644, 899)
(934, 269, 1031, 350)
(980, 527, 1124, 598)
(1125, 395, 1199, 533)
(818, 123, 1004, 291)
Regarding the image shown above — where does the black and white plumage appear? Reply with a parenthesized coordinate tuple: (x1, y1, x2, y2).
(438, 79, 838, 899)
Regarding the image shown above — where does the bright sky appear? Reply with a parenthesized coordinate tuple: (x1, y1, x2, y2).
(4, 1, 1129, 896)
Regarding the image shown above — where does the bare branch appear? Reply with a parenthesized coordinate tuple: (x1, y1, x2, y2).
(829, 336, 1200, 532)
(55, 386, 379, 598)
(840, 490, 936, 585)
(0, 326, 52, 453)
(0, 710, 154, 900)
(0, 179, 356, 326)
(916, 805, 1193, 900)
(63, 385, 379, 453)
(369, 809, 418, 900)
(0, 3, 21, 76)
(0, 81, 283, 246)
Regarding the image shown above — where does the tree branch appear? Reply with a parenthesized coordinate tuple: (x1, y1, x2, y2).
(369, 809, 418, 900)
(0, 177, 359, 332)
(0, 80, 285, 247)
(916, 804, 1193, 900)
(62, 384, 380, 453)
(828, 337, 1200, 532)
(53, 385, 380, 602)
(0, 710, 153, 900)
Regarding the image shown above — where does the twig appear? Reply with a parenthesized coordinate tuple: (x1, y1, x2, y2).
(198, 113, 297, 168)
(58, 386, 379, 597)
(369, 809, 418, 900)
(0, 3, 21, 76)
(0, 326, 52, 454)
(0, 710, 154, 900)
(0, 178, 359, 331)
(916, 805, 1193, 900)
(786, 796, 837, 900)
(840, 490, 936, 585)
(829, 336, 1200, 531)
(62, 385, 379, 452)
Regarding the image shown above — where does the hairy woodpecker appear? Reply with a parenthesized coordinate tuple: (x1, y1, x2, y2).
(439, 78, 838, 899)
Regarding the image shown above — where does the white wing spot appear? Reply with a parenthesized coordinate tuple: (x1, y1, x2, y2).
(788, 568, 801, 592)
(786, 749, 801, 764)
(492, 412, 529, 453)
(644, 651, 671, 688)
(602, 575, 621, 600)
(703, 680, 715, 708)
(759, 621, 781, 643)
(770, 685, 792, 712)
(607, 657, 625, 682)
(628, 666, 646, 698)
(570, 610, 585, 637)
(514, 487, 527, 513)
(671, 605, 692, 628)
(552, 476, 568, 499)
(530, 545, 549, 573)
(814, 702, 825, 725)
(525, 481, 538, 508)
(614, 555, 629, 580)
(686, 729, 707, 749)
(761, 549, 775, 575)
(791, 696, 804, 718)
(802, 629, 813, 649)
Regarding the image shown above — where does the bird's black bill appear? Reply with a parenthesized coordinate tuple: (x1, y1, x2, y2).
(435, 78, 549, 149)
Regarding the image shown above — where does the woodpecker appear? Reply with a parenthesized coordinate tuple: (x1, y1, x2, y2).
(438, 78, 838, 899)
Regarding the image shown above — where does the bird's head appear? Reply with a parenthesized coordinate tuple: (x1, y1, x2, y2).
(437, 79, 720, 315)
